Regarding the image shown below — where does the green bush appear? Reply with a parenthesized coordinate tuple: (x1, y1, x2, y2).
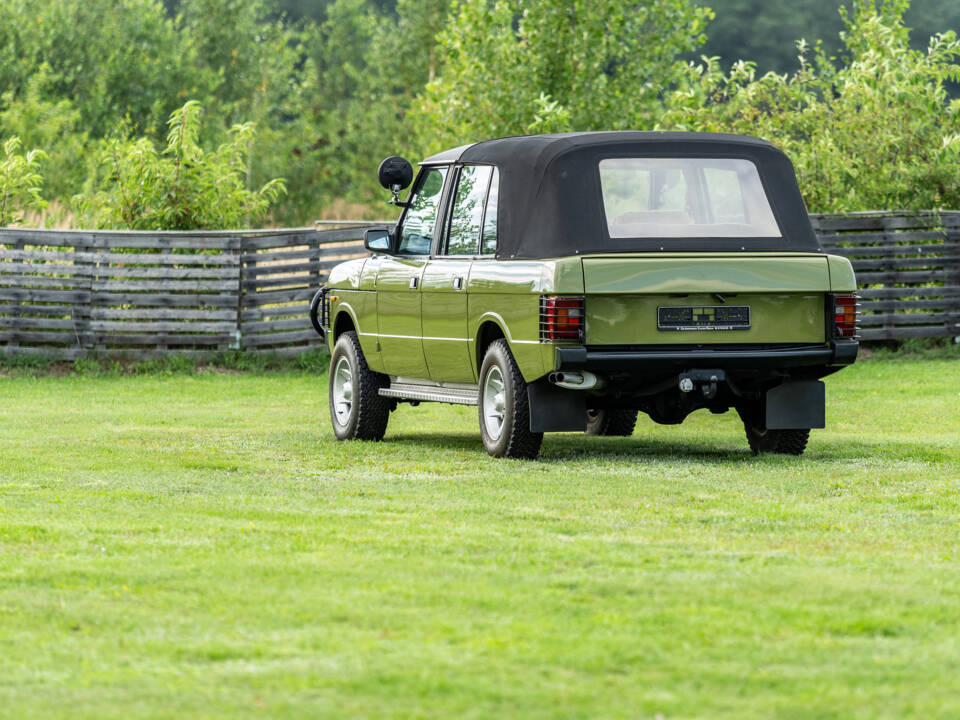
(662, 0, 960, 212)
(76, 101, 286, 230)
(0, 136, 46, 226)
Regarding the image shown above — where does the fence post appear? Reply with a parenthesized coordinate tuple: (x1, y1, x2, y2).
(234, 235, 246, 352)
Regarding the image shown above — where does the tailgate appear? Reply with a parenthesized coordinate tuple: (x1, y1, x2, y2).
(582, 254, 829, 345)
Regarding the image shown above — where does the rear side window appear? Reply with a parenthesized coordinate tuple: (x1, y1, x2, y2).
(447, 165, 493, 255)
(443, 165, 499, 256)
(598, 158, 781, 239)
(398, 166, 448, 255)
(480, 168, 499, 255)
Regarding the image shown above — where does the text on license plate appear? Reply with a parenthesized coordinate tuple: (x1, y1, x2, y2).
(657, 305, 751, 331)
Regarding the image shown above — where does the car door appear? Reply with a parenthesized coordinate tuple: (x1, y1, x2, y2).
(421, 164, 495, 382)
(376, 165, 449, 378)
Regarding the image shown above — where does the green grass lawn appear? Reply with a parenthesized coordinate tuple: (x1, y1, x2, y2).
(1, 357, 959, 719)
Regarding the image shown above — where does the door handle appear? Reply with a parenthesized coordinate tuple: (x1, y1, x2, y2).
(453, 276, 463, 290)
(409, 276, 418, 289)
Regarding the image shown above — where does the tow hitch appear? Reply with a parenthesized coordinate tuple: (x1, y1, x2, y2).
(678, 369, 726, 400)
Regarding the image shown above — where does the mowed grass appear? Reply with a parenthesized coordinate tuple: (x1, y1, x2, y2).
(1, 358, 959, 719)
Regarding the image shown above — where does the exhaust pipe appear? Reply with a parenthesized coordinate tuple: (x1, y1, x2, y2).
(548, 371, 605, 390)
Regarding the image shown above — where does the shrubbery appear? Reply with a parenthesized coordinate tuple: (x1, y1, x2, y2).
(76, 101, 285, 230)
(0, 0, 956, 228)
(662, 0, 960, 212)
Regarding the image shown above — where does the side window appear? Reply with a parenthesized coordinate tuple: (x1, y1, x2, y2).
(445, 165, 493, 255)
(480, 168, 499, 255)
(398, 166, 448, 255)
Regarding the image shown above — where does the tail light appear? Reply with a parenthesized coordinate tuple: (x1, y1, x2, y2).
(540, 296, 584, 342)
(830, 293, 860, 339)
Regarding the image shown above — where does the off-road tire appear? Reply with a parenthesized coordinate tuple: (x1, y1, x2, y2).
(743, 425, 810, 456)
(585, 408, 639, 436)
(478, 339, 543, 459)
(329, 331, 390, 441)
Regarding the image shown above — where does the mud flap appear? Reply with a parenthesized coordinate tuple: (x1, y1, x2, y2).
(766, 380, 825, 430)
(527, 380, 586, 433)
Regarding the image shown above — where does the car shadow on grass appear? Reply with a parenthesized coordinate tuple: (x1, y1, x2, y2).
(381, 431, 952, 465)
(384, 431, 756, 463)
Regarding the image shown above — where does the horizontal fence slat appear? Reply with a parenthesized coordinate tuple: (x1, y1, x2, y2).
(241, 329, 320, 347)
(859, 312, 952, 326)
(240, 288, 315, 307)
(0, 316, 80, 331)
(0, 303, 76, 317)
(91, 333, 234, 346)
(242, 317, 311, 334)
(0, 330, 79, 344)
(240, 243, 365, 264)
(240, 303, 311, 322)
(860, 325, 957, 341)
(89, 293, 237, 307)
(0, 288, 90, 303)
(850, 256, 960, 271)
(859, 286, 960, 299)
(0, 275, 88, 289)
(825, 242, 959, 258)
(91, 307, 235, 321)
(92, 279, 238, 292)
(819, 230, 948, 247)
(89, 320, 236, 333)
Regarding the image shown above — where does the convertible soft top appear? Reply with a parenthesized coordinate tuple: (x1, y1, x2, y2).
(420, 131, 822, 259)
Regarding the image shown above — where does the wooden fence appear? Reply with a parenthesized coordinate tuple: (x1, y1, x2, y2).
(0, 211, 957, 358)
(812, 211, 960, 341)
(0, 225, 368, 359)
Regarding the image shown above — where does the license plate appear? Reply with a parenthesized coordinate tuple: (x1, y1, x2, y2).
(658, 305, 751, 331)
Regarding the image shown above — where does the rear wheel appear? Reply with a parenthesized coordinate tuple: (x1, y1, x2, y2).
(743, 425, 810, 455)
(329, 331, 390, 441)
(585, 408, 639, 436)
(478, 340, 543, 459)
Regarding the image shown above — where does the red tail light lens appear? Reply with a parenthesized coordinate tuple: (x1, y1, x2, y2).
(831, 293, 859, 339)
(540, 296, 584, 342)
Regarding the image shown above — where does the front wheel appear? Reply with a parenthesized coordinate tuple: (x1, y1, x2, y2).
(329, 331, 391, 441)
(478, 340, 543, 459)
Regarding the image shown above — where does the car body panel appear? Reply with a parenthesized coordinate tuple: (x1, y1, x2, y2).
(422, 258, 475, 381)
(375, 256, 428, 377)
(581, 254, 831, 294)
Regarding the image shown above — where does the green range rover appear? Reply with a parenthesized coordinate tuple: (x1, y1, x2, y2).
(310, 132, 860, 460)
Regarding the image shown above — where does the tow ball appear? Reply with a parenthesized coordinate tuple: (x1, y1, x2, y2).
(678, 369, 726, 400)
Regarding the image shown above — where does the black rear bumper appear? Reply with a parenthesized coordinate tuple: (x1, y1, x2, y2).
(555, 340, 858, 373)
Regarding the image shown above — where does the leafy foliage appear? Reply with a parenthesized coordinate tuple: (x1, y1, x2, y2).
(663, 0, 960, 211)
(76, 102, 285, 230)
(0, 136, 46, 227)
(419, 0, 712, 147)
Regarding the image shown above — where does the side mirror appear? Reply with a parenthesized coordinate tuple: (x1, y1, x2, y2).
(364, 227, 392, 253)
(378, 156, 413, 206)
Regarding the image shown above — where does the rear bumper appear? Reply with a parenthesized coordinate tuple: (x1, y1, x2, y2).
(555, 340, 858, 373)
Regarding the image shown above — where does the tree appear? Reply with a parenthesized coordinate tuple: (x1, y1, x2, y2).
(418, 0, 712, 149)
(663, 0, 960, 212)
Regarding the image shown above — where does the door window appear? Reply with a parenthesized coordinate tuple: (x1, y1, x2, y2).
(480, 168, 499, 255)
(398, 166, 448, 255)
(445, 165, 493, 255)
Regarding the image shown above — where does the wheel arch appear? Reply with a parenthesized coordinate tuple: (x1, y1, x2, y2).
(332, 304, 360, 342)
(474, 315, 509, 377)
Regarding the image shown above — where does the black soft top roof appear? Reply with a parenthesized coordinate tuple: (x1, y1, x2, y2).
(420, 131, 821, 259)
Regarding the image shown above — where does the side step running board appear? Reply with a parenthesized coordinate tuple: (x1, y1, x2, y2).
(380, 382, 479, 406)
